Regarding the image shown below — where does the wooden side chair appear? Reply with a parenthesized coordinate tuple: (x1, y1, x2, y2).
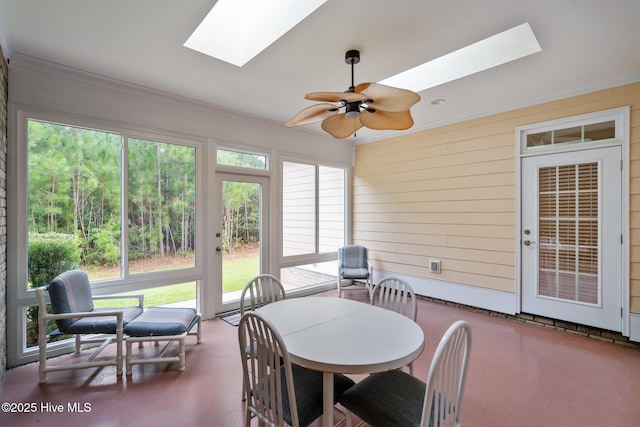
(240, 274, 286, 316)
(239, 274, 287, 400)
(339, 320, 472, 427)
(238, 311, 355, 427)
(371, 276, 418, 374)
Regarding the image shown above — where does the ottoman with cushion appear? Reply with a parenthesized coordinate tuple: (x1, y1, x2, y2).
(124, 306, 201, 375)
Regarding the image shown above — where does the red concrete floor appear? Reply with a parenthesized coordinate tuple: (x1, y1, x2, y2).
(1, 290, 639, 426)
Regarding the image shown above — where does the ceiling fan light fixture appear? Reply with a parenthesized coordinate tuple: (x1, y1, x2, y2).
(345, 102, 361, 118)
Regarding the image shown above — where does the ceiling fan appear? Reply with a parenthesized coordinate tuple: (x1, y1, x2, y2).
(285, 50, 421, 139)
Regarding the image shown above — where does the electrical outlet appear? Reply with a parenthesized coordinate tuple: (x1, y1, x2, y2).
(429, 259, 441, 273)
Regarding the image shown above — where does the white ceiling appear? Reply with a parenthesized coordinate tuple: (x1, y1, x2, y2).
(1, 0, 639, 142)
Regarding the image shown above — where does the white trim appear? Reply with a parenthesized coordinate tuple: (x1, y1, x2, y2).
(355, 75, 640, 145)
(374, 270, 517, 315)
(629, 314, 640, 343)
(0, 20, 9, 60)
(515, 106, 630, 336)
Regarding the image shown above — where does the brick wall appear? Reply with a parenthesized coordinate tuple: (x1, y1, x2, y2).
(421, 296, 640, 349)
(0, 46, 8, 386)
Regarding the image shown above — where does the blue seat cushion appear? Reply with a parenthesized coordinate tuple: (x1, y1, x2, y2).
(124, 307, 199, 337)
(65, 306, 144, 334)
(255, 364, 355, 427)
(339, 369, 426, 427)
(341, 267, 370, 279)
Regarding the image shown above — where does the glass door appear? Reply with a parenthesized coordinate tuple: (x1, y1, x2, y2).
(521, 147, 622, 331)
(216, 173, 268, 310)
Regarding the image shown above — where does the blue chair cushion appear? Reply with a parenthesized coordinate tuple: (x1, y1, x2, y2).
(64, 306, 144, 334)
(339, 369, 426, 427)
(255, 364, 355, 427)
(341, 267, 370, 279)
(124, 307, 199, 337)
(48, 270, 95, 332)
(339, 245, 370, 279)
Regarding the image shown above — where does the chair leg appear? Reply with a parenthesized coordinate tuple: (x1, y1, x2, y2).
(178, 338, 186, 372)
(116, 317, 123, 376)
(126, 339, 133, 376)
(75, 334, 82, 354)
(38, 315, 47, 384)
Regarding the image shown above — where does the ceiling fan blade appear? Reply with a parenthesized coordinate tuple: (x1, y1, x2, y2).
(359, 109, 415, 131)
(355, 82, 421, 112)
(305, 91, 368, 103)
(285, 103, 339, 127)
(321, 113, 364, 139)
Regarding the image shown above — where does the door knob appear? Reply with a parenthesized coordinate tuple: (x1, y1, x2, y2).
(523, 240, 536, 246)
(216, 246, 222, 252)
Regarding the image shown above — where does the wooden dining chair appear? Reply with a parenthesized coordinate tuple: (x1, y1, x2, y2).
(371, 276, 418, 374)
(239, 274, 286, 400)
(240, 274, 286, 316)
(339, 320, 472, 427)
(238, 311, 355, 427)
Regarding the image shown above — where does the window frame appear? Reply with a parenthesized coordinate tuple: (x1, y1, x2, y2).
(519, 107, 627, 156)
(7, 107, 205, 366)
(279, 156, 349, 270)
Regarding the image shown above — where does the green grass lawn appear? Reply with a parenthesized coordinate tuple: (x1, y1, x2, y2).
(94, 254, 259, 308)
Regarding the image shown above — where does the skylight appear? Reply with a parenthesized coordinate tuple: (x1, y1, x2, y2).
(184, 0, 327, 67)
(380, 23, 541, 92)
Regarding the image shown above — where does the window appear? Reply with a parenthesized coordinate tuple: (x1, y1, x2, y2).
(26, 119, 197, 288)
(281, 161, 346, 290)
(282, 162, 316, 256)
(522, 114, 618, 153)
(22, 117, 199, 353)
(128, 138, 196, 275)
(217, 148, 267, 169)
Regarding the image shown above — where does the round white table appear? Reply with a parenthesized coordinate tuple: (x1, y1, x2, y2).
(256, 297, 425, 427)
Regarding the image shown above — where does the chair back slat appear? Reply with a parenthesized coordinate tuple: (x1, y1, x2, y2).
(239, 312, 299, 427)
(240, 274, 286, 316)
(421, 320, 472, 427)
(372, 276, 417, 321)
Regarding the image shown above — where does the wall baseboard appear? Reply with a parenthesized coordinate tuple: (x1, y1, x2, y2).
(630, 314, 640, 343)
(374, 271, 517, 315)
(374, 270, 640, 344)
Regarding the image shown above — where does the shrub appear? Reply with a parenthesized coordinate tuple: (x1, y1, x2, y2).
(28, 232, 81, 288)
(27, 232, 81, 347)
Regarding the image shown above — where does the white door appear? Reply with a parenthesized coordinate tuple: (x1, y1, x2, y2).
(214, 173, 269, 313)
(521, 147, 622, 331)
